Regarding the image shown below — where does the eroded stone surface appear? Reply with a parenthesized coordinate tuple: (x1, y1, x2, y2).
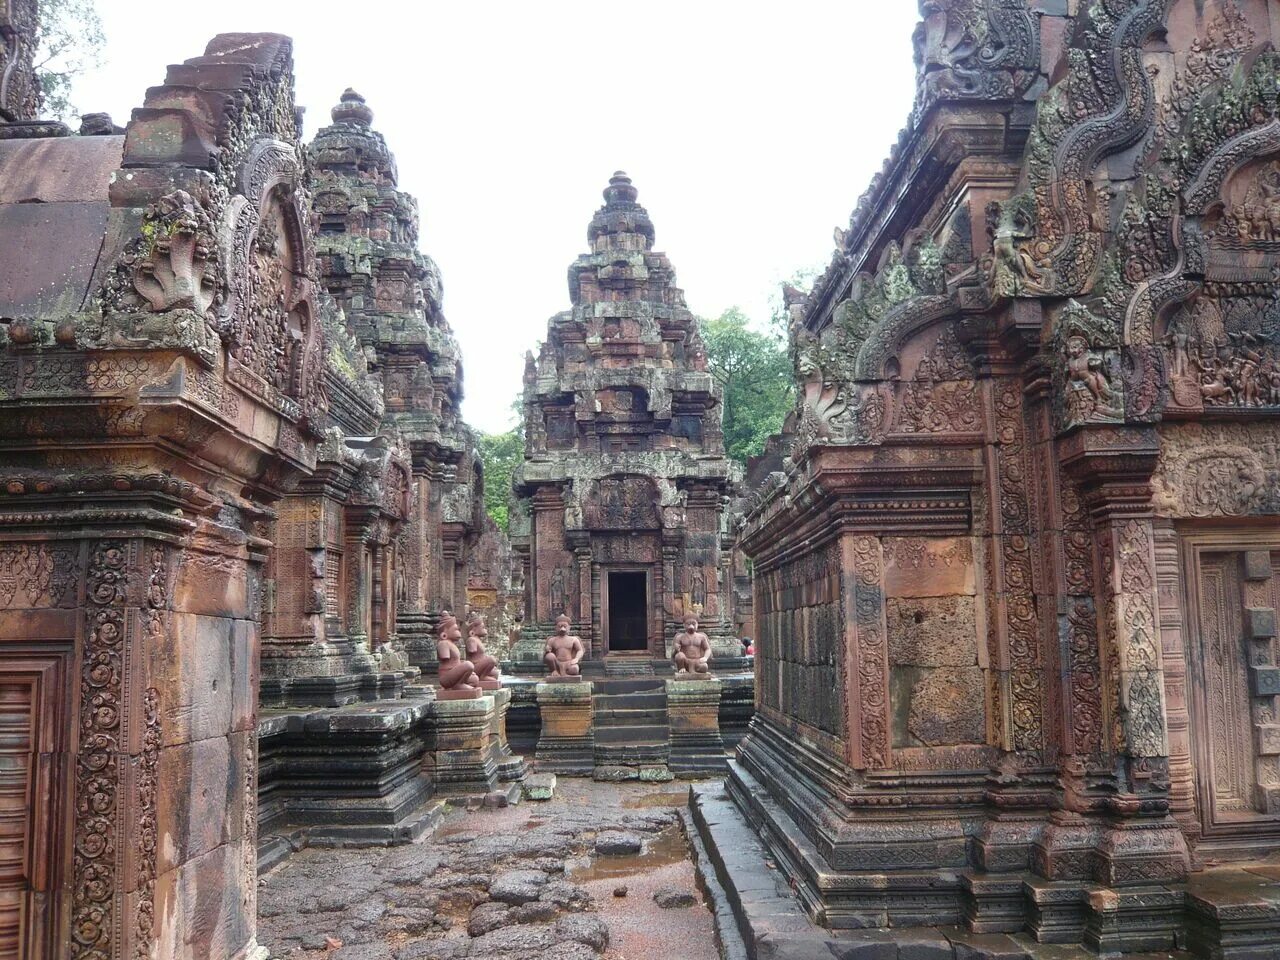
(887, 597, 979, 667)
(906, 667, 986, 747)
(257, 780, 715, 960)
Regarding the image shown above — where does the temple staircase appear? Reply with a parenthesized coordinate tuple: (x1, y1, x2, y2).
(591, 677, 672, 780)
(602, 656, 656, 678)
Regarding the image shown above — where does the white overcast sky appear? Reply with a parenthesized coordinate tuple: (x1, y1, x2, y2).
(74, 1, 920, 433)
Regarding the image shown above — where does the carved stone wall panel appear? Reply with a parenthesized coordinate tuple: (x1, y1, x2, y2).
(1101, 518, 1169, 761)
(753, 540, 846, 746)
(988, 378, 1045, 758)
(1153, 422, 1280, 518)
(1154, 522, 1199, 839)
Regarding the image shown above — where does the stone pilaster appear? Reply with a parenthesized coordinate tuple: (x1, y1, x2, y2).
(423, 696, 498, 797)
(1061, 426, 1189, 887)
(667, 677, 725, 777)
(487, 687, 529, 785)
(535, 681, 594, 775)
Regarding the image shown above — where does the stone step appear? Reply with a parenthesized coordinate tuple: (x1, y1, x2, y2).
(594, 742, 669, 764)
(593, 706, 668, 725)
(594, 723, 669, 744)
(592, 678, 665, 695)
(603, 659, 655, 677)
(591, 701, 665, 716)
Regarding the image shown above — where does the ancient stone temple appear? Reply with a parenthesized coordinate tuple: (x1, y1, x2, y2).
(0, 23, 526, 957)
(511, 172, 738, 663)
(692, 1, 1280, 955)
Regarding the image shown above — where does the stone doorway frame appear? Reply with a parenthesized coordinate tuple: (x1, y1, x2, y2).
(602, 567, 651, 657)
(1176, 526, 1280, 852)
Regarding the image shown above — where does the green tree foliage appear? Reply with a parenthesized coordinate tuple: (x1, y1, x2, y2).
(478, 427, 522, 532)
(35, 0, 105, 123)
(701, 307, 794, 463)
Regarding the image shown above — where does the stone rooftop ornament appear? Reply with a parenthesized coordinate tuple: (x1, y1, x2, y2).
(307, 87, 488, 672)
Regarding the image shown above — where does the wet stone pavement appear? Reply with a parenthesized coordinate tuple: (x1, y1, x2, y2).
(258, 780, 719, 960)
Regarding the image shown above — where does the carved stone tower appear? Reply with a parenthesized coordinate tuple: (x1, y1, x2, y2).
(308, 90, 485, 668)
(512, 172, 737, 661)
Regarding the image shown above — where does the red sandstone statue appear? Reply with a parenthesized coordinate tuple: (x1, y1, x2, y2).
(672, 614, 712, 677)
(465, 612, 501, 689)
(543, 613, 585, 680)
(436, 612, 481, 698)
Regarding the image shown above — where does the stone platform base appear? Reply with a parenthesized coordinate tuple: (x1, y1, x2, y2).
(257, 692, 442, 872)
(692, 770, 1280, 959)
(535, 680, 595, 775)
(260, 669, 405, 708)
(258, 798, 447, 873)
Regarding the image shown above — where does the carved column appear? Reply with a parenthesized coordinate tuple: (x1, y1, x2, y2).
(1061, 426, 1188, 887)
(1152, 520, 1198, 843)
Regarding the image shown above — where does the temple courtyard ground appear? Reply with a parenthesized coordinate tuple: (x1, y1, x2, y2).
(257, 779, 721, 960)
(257, 771, 1280, 960)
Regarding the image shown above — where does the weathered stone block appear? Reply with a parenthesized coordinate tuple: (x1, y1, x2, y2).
(1245, 606, 1277, 639)
(487, 687, 528, 783)
(424, 696, 498, 796)
(1244, 550, 1273, 581)
(893, 665, 986, 747)
(1256, 724, 1280, 757)
(1250, 665, 1280, 697)
(535, 681, 594, 775)
(667, 678, 725, 777)
(155, 732, 245, 873)
(887, 596, 979, 666)
(157, 612, 235, 747)
(523, 772, 556, 800)
(883, 537, 976, 598)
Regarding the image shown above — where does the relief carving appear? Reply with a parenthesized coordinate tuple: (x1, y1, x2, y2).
(1153, 423, 1280, 518)
(853, 536, 889, 768)
(1053, 300, 1123, 428)
(893, 326, 978, 434)
(72, 541, 129, 960)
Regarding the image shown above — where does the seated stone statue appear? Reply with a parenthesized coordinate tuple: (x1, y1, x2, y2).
(436, 612, 481, 698)
(543, 613, 585, 680)
(465, 612, 501, 689)
(672, 614, 712, 677)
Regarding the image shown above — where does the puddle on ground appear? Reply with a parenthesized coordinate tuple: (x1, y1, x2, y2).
(566, 824, 690, 881)
(434, 820, 473, 840)
(621, 790, 689, 809)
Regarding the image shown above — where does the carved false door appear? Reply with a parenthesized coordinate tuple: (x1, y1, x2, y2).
(1186, 544, 1280, 843)
(0, 653, 71, 960)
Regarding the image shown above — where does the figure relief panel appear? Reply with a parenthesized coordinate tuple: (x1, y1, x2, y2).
(1160, 288, 1280, 413)
(584, 476, 661, 531)
(886, 325, 979, 436)
(221, 141, 328, 432)
(1153, 422, 1280, 518)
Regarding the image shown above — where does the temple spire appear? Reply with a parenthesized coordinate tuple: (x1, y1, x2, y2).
(331, 87, 373, 126)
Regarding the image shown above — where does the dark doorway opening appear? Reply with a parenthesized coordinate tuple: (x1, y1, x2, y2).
(607, 572, 647, 653)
